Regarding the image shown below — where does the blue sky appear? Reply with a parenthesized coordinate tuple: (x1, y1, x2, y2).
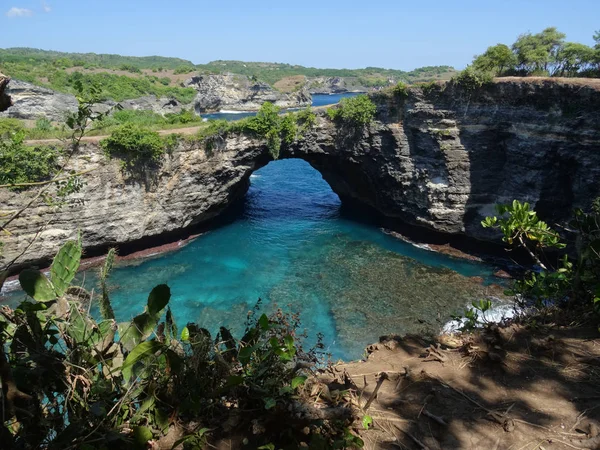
(1, 0, 598, 70)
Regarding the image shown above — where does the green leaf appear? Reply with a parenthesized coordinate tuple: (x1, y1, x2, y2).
(225, 375, 244, 388)
(362, 415, 373, 430)
(180, 326, 190, 341)
(50, 239, 82, 296)
(238, 345, 256, 365)
(264, 397, 276, 410)
(147, 284, 170, 315)
(291, 375, 307, 389)
(19, 269, 56, 301)
(132, 426, 153, 449)
(122, 340, 163, 381)
(258, 313, 270, 330)
(257, 445, 275, 450)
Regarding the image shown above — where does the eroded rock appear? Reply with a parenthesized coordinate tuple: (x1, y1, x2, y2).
(184, 73, 311, 113)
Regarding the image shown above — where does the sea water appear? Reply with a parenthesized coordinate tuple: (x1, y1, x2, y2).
(201, 93, 363, 121)
(2, 160, 507, 360)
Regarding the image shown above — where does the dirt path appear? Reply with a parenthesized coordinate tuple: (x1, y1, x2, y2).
(324, 325, 600, 449)
(24, 125, 205, 145)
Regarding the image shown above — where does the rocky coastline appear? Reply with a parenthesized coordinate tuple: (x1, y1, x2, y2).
(184, 73, 312, 113)
(2, 77, 599, 270)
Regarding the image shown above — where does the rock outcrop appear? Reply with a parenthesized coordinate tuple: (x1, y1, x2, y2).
(0, 79, 79, 122)
(95, 96, 186, 116)
(185, 74, 311, 112)
(2, 77, 599, 269)
(0, 72, 11, 112)
(306, 76, 353, 94)
(0, 79, 189, 120)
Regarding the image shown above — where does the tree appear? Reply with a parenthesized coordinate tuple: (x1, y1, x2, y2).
(555, 42, 596, 76)
(473, 44, 517, 75)
(512, 27, 566, 75)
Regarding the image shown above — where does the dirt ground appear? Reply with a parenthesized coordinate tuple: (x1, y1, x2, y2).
(323, 325, 600, 450)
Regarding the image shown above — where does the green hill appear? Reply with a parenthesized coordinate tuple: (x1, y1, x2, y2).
(0, 47, 456, 101)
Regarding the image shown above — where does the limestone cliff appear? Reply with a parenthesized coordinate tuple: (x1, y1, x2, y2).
(184, 74, 312, 112)
(2, 78, 599, 269)
(0, 79, 189, 121)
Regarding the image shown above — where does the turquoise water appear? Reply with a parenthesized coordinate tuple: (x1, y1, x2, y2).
(201, 93, 363, 121)
(3, 160, 505, 360)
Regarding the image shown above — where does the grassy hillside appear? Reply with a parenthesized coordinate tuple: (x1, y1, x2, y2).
(0, 47, 456, 101)
(196, 60, 456, 86)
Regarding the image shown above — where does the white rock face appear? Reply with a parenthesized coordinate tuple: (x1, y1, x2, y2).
(184, 74, 311, 112)
(0, 79, 78, 121)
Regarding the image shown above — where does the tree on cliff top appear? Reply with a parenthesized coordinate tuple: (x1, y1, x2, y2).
(473, 44, 517, 75)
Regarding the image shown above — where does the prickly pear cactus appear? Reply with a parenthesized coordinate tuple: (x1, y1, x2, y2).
(18, 269, 56, 302)
(18, 237, 82, 302)
(50, 238, 82, 297)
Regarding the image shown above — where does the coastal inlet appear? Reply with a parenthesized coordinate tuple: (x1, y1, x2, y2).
(3, 159, 507, 360)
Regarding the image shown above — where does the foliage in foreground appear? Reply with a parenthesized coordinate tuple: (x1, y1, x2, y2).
(455, 199, 600, 331)
(0, 239, 364, 449)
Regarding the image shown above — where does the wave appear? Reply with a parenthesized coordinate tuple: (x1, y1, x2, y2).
(441, 299, 516, 334)
(218, 110, 253, 114)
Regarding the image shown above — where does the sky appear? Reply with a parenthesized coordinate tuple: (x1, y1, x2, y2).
(1, 0, 599, 71)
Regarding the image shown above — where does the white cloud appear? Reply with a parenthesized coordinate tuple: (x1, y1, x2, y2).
(41, 1, 51, 13)
(6, 7, 33, 17)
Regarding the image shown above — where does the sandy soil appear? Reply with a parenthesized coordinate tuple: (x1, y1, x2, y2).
(323, 325, 600, 449)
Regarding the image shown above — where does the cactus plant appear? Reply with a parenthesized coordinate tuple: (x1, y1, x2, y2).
(50, 238, 82, 296)
(19, 236, 82, 302)
(119, 284, 170, 351)
(98, 248, 117, 320)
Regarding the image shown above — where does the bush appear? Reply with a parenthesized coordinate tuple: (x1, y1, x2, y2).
(164, 108, 197, 124)
(198, 104, 317, 159)
(35, 117, 53, 132)
(0, 131, 60, 189)
(452, 66, 494, 92)
(100, 123, 165, 168)
(327, 95, 376, 127)
(174, 65, 195, 75)
(392, 81, 409, 98)
(0, 118, 24, 137)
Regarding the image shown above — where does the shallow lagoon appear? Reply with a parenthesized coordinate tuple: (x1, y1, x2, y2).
(0, 159, 508, 360)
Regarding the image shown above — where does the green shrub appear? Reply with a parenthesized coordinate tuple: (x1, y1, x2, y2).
(0, 118, 25, 137)
(164, 108, 197, 124)
(35, 117, 53, 132)
(100, 123, 165, 168)
(392, 81, 409, 98)
(159, 76, 170, 85)
(327, 95, 376, 127)
(174, 65, 195, 75)
(0, 131, 60, 189)
(452, 66, 493, 92)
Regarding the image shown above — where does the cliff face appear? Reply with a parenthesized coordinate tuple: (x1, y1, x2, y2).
(292, 78, 600, 241)
(0, 73, 11, 112)
(185, 74, 312, 112)
(0, 79, 189, 121)
(2, 78, 599, 268)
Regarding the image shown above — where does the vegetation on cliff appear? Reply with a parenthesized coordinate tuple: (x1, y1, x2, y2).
(327, 95, 377, 127)
(198, 102, 317, 159)
(0, 47, 456, 101)
(472, 27, 600, 77)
